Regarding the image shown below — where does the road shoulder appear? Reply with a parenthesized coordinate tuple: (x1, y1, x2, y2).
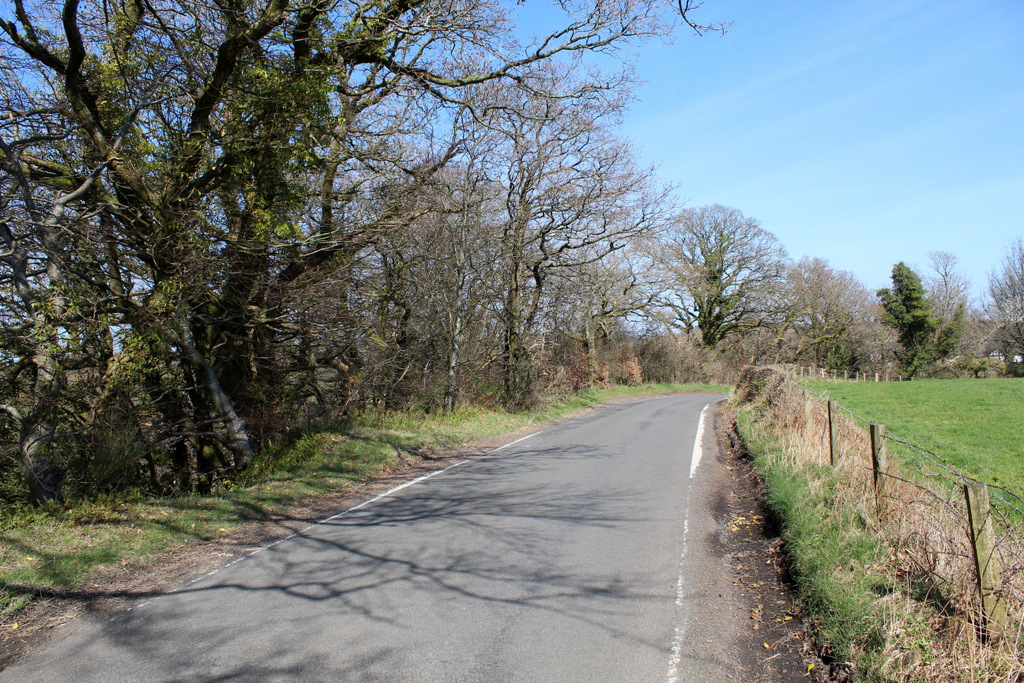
(666, 399, 818, 681)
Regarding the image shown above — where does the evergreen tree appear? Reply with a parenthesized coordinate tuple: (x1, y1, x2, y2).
(877, 262, 964, 376)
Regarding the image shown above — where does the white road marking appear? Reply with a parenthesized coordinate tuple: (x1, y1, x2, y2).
(675, 518, 690, 607)
(325, 460, 470, 520)
(668, 400, 713, 681)
(666, 516, 693, 682)
(489, 430, 541, 453)
(150, 460, 472, 601)
(689, 403, 710, 479)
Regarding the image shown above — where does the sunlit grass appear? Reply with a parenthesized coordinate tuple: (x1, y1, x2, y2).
(807, 378, 1024, 493)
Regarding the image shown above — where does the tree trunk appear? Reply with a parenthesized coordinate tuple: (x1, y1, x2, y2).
(502, 263, 535, 409)
(444, 310, 464, 413)
(19, 410, 63, 504)
(178, 312, 254, 469)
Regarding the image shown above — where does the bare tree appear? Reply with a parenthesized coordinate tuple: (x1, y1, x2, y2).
(926, 251, 971, 323)
(473, 68, 672, 407)
(786, 257, 876, 371)
(988, 238, 1024, 368)
(416, 151, 506, 412)
(652, 204, 791, 348)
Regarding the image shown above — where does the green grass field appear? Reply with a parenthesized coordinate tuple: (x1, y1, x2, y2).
(807, 378, 1024, 494)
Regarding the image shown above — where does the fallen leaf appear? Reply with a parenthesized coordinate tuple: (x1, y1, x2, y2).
(11, 623, 18, 630)
(763, 642, 771, 649)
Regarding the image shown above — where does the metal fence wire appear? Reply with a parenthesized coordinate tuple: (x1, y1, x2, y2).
(738, 365, 1024, 679)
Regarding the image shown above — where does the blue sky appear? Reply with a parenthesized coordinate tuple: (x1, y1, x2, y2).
(510, 0, 1024, 301)
(616, 0, 1024, 301)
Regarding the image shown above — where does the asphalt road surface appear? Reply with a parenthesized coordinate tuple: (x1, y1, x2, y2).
(2, 393, 758, 682)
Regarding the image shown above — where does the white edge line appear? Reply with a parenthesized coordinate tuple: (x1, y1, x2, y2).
(666, 515, 692, 682)
(668, 401, 713, 681)
(321, 459, 470, 522)
(152, 459, 471, 603)
(688, 404, 710, 480)
(489, 430, 541, 454)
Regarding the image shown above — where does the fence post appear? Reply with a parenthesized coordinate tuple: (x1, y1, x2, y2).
(875, 372, 879, 382)
(964, 482, 1008, 641)
(828, 400, 839, 466)
(870, 424, 888, 519)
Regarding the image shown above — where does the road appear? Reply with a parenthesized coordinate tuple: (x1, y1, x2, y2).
(1, 393, 769, 682)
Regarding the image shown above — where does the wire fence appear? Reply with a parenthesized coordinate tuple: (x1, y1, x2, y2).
(737, 366, 1024, 679)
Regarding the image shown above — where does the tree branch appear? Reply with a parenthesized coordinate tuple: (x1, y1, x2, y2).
(1, 404, 24, 425)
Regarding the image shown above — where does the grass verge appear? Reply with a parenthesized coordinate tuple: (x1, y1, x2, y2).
(0, 383, 725, 622)
(740, 369, 1024, 681)
(731, 369, 989, 682)
(734, 407, 899, 679)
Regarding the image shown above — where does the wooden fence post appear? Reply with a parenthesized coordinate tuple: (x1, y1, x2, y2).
(964, 482, 1008, 641)
(874, 372, 879, 382)
(870, 424, 888, 519)
(828, 400, 839, 466)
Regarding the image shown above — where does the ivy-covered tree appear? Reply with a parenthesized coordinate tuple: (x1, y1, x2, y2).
(0, 0, 719, 504)
(877, 262, 964, 377)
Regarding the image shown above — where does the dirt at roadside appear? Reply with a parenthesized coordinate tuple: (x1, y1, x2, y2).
(712, 404, 854, 682)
